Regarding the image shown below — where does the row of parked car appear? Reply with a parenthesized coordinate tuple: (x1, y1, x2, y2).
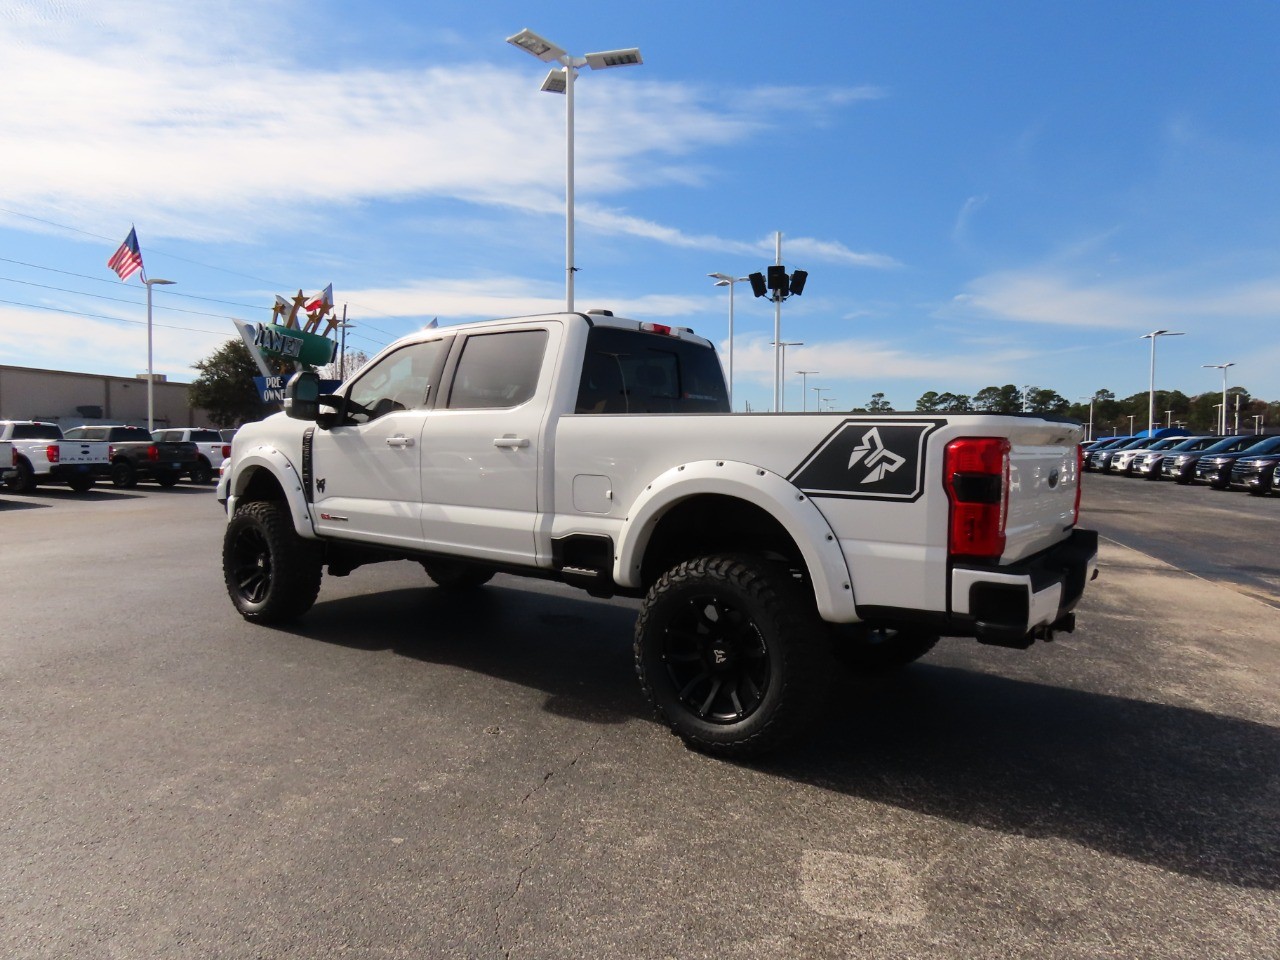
(1083, 432, 1280, 495)
(0, 420, 234, 494)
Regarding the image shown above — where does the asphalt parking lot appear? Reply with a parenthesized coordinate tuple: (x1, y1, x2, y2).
(1, 476, 1277, 959)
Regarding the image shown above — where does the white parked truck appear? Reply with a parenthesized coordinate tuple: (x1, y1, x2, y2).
(217, 311, 1097, 755)
(0, 420, 111, 493)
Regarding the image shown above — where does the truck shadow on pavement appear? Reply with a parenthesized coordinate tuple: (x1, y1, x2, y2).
(774, 663, 1280, 892)
(291, 581, 1278, 891)
(291, 581, 647, 726)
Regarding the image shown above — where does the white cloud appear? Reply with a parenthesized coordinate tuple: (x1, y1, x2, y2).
(0, 1, 894, 272)
(951, 270, 1280, 329)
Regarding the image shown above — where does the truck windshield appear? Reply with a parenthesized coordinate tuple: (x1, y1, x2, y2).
(576, 327, 729, 414)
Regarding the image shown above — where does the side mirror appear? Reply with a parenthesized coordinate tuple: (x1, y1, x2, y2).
(284, 371, 320, 420)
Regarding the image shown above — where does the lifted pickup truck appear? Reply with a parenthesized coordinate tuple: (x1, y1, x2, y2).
(218, 311, 1097, 756)
(63, 425, 199, 488)
(0, 420, 111, 492)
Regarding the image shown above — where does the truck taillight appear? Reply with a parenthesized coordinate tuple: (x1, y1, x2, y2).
(147, 444, 160, 461)
(221, 445, 231, 458)
(108, 444, 115, 459)
(46, 444, 60, 464)
(640, 322, 673, 336)
(945, 437, 1010, 561)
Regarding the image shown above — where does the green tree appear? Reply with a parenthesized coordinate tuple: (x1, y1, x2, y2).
(866, 392, 893, 412)
(1025, 388, 1069, 415)
(189, 340, 266, 429)
(972, 384, 1021, 413)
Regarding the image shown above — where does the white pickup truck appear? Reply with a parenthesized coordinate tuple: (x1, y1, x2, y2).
(0, 420, 111, 493)
(218, 311, 1097, 756)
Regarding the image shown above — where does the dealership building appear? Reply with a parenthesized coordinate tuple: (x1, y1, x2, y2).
(0, 364, 215, 428)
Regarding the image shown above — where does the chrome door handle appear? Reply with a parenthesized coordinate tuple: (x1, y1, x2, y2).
(493, 437, 530, 449)
(385, 435, 415, 448)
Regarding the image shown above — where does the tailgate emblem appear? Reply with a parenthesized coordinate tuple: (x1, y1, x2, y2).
(1047, 469, 1060, 488)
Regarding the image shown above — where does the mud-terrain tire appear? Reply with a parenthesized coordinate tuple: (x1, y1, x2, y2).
(223, 500, 322, 624)
(634, 554, 832, 758)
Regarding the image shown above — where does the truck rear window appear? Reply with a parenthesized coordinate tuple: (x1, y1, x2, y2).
(189, 430, 222, 442)
(12, 424, 62, 440)
(576, 327, 729, 414)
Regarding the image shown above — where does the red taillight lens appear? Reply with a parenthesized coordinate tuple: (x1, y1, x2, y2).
(945, 437, 1010, 561)
(640, 322, 673, 336)
(221, 445, 231, 459)
(148, 444, 160, 461)
(46, 444, 60, 464)
(108, 444, 116, 459)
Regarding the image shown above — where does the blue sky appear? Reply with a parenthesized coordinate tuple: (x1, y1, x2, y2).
(2, 0, 1278, 413)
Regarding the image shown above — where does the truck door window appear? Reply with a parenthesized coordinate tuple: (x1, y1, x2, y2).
(447, 330, 548, 410)
(345, 338, 450, 425)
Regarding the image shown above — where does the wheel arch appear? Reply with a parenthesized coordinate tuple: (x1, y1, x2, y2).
(226, 449, 316, 539)
(615, 460, 859, 623)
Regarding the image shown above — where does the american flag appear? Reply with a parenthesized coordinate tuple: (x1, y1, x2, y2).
(107, 227, 144, 282)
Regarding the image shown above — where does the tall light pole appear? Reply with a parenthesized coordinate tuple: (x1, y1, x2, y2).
(709, 273, 748, 409)
(508, 29, 642, 313)
(1203, 362, 1235, 435)
(812, 386, 829, 412)
(746, 231, 808, 412)
(1253, 414, 1264, 434)
(1212, 403, 1224, 435)
(143, 278, 174, 431)
(775, 341, 803, 411)
(1078, 395, 1095, 441)
(338, 319, 356, 380)
(796, 370, 818, 412)
(1165, 409, 1174, 428)
(1128, 414, 1135, 436)
(1141, 329, 1184, 436)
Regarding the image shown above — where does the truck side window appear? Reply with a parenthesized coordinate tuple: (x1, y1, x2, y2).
(345, 338, 450, 425)
(447, 330, 548, 410)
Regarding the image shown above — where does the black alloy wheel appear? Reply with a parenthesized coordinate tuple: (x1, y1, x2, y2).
(190, 458, 213, 484)
(635, 554, 831, 757)
(223, 500, 322, 624)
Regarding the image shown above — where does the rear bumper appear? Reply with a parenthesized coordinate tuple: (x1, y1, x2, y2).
(48, 462, 110, 481)
(950, 528, 1099, 647)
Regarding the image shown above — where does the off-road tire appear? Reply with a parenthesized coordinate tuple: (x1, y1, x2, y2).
(634, 554, 832, 758)
(830, 624, 939, 673)
(421, 560, 496, 590)
(66, 474, 95, 493)
(223, 500, 323, 624)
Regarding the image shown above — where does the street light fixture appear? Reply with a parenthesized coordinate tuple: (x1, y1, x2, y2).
(708, 273, 749, 409)
(812, 386, 829, 412)
(143, 278, 174, 431)
(796, 370, 818, 412)
(774, 341, 803, 411)
(1202, 362, 1235, 435)
(508, 28, 643, 313)
(746, 231, 808, 412)
(1140, 329, 1184, 436)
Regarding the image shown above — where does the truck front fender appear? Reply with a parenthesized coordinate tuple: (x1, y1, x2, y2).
(224, 445, 317, 540)
(615, 459, 860, 623)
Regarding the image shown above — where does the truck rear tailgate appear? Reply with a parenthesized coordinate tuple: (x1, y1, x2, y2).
(1003, 427, 1082, 563)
